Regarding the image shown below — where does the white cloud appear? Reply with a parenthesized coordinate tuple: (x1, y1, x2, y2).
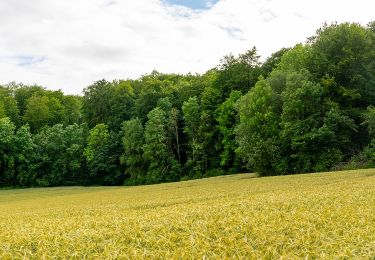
(0, 0, 374, 94)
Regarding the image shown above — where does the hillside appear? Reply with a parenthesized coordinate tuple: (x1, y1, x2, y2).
(1, 169, 375, 258)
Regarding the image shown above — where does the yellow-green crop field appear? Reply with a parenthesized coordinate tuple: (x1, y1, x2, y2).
(1, 169, 375, 259)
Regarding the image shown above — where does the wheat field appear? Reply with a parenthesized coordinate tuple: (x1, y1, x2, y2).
(1, 169, 375, 259)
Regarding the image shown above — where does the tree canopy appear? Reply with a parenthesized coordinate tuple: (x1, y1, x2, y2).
(1, 21, 375, 186)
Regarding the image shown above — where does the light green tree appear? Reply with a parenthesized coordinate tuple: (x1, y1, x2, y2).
(236, 78, 284, 175)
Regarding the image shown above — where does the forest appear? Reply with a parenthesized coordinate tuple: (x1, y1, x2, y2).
(1, 22, 375, 187)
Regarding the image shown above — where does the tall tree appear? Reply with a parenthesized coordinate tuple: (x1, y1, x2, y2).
(0, 118, 16, 185)
(121, 118, 146, 184)
(13, 125, 36, 186)
(215, 90, 242, 171)
(0, 100, 5, 119)
(216, 47, 261, 95)
(143, 107, 180, 183)
(198, 86, 223, 173)
(12, 84, 45, 116)
(62, 95, 82, 125)
(308, 22, 375, 108)
(82, 79, 113, 128)
(84, 123, 124, 185)
(23, 96, 55, 133)
(0, 95, 21, 126)
(108, 80, 135, 130)
(33, 124, 87, 186)
(280, 71, 356, 173)
(236, 78, 284, 175)
(182, 96, 204, 176)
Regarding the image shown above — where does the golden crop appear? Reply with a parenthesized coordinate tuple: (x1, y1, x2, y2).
(1, 169, 375, 259)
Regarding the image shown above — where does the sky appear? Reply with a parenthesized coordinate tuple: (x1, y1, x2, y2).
(0, 0, 374, 94)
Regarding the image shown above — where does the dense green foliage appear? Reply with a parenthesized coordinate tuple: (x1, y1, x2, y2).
(1, 22, 375, 186)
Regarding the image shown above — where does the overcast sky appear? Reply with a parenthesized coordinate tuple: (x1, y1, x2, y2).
(0, 0, 373, 94)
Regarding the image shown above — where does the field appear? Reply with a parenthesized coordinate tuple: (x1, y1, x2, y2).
(1, 170, 375, 258)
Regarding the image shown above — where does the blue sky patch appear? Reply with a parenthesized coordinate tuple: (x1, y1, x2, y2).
(164, 0, 219, 10)
(16, 55, 45, 67)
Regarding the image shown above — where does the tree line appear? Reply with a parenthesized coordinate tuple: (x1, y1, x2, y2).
(1, 22, 375, 187)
